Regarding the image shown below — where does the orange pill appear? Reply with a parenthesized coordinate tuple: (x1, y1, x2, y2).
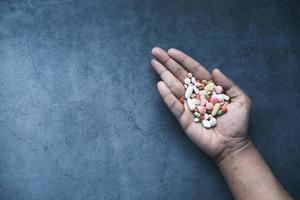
(207, 96, 211, 102)
(221, 106, 228, 113)
(200, 114, 206, 121)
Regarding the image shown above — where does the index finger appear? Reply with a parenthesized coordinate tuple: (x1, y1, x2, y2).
(168, 48, 211, 81)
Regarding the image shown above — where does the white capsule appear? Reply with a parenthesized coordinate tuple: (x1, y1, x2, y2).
(217, 94, 224, 101)
(193, 86, 200, 94)
(216, 94, 224, 105)
(188, 73, 193, 78)
(185, 86, 193, 99)
(187, 98, 197, 110)
(184, 78, 191, 85)
(202, 120, 212, 128)
(222, 94, 230, 101)
(210, 117, 217, 127)
(200, 90, 207, 96)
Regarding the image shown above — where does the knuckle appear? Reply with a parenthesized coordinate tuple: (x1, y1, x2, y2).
(191, 64, 201, 73)
(163, 92, 171, 101)
(174, 67, 185, 77)
(182, 56, 189, 65)
(178, 107, 185, 118)
(168, 80, 176, 89)
(159, 69, 168, 77)
(164, 57, 172, 65)
(169, 99, 177, 110)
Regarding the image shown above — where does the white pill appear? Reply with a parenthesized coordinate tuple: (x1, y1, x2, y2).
(188, 73, 193, 78)
(185, 86, 193, 99)
(215, 86, 223, 94)
(210, 117, 217, 127)
(204, 113, 209, 120)
(191, 77, 196, 83)
(194, 118, 200, 123)
(184, 84, 188, 89)
(202, 120, 212, 128)
(184, 78, 191, 84)
(187, 98, 197, 110)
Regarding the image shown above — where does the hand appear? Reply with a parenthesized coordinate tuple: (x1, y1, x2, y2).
(151, 47, 252, 161)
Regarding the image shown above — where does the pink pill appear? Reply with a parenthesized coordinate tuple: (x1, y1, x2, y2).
(210, 95, 219, 104)
(200, 98, 207, 106)
(206, 102, 213, 110)
(215, 86, 223, 94)
(198, 106, 206, 114)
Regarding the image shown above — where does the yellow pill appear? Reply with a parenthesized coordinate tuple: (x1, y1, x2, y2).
(204, 83, 215, 92)
(211, 103, 221, 116)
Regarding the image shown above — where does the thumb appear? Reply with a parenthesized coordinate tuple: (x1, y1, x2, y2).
(212, 68, 250, 105)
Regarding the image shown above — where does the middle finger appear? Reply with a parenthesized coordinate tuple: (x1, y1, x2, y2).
(151, 47, 188, 82)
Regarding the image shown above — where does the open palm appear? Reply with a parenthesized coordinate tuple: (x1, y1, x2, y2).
(151, 47, 251, 160)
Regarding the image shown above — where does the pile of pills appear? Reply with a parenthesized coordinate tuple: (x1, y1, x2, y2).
(179, 73, 230, 128)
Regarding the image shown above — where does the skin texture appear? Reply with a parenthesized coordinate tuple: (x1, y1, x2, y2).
(151, 47, 293, 200)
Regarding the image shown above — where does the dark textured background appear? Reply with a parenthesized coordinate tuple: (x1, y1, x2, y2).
(0, 0, 299, 199)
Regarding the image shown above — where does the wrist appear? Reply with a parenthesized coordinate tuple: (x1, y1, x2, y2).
(214, 137, 254, 165)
